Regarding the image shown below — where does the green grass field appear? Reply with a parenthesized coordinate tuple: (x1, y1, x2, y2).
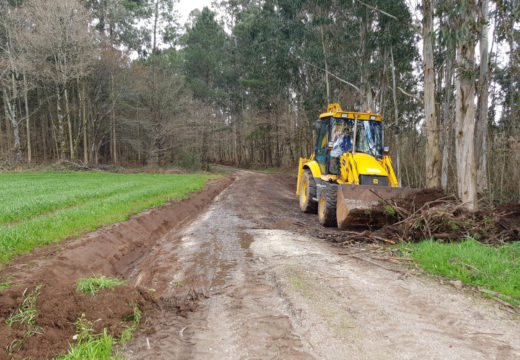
(0, 171, 214, 262)
(399, 239, 520, 306)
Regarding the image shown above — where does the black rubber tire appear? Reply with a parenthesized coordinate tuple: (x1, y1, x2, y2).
(318, 187, 337, 227)
(299, 170, 318, 213)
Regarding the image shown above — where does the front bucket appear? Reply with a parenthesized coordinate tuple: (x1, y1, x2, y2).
(336, 184, 418, 229)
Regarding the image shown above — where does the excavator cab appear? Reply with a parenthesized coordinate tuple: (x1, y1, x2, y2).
(297, 104, 416, 229)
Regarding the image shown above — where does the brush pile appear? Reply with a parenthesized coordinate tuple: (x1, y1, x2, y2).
(342, 188, 520, 245)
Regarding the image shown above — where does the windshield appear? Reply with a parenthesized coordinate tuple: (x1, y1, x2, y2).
(355, 120, 383, 158)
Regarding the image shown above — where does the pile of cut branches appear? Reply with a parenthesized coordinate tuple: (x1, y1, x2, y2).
(338, 188, 520, 245)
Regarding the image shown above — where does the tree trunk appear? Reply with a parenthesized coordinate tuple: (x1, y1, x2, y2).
(55, 85, 66, 159)
(81, 78, 88, 164)
(441, 50, 454, 191)
(359, 16, 372, 112)
(423, 0, 442, 188)
(64, 87, 74, 160)
(476, 0, 490, 192)
(320, 26, 330, 104)
(390, 47, 401, 185)
(23, 72, 31, 164)
(455, 35, 478, 210)
(3, 87, 22, 163)
(111, 73, 117, 165)
(153, 0, 159, 54)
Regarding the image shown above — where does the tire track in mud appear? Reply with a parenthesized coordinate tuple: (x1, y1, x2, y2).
(124, 171, 520, 360)
(124, 172, 313, 359)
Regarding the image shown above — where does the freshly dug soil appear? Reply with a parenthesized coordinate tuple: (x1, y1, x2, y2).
(0, 176, 233, 360)
(0, 283, 156, 360)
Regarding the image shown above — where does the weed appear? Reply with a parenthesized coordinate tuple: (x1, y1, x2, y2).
(6, 339, 23, 354)
(120, 304, 142, 344)
(174, 281, 184, 288)
(289, 277, 306, 291)
(385, 205, 396, 217)
(339, 320, 354, 330)
(6, 285, 42, 335)
(56, 328, 120, 360)
(73, 314, 94, 342)
(0, 277, 11, 290)
(76, 275, 126, 295)
(448, 220, 460, 231)
(58, 305, 142, 359)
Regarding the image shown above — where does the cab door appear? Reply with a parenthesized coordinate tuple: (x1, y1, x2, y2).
(315, 117, 330, 174)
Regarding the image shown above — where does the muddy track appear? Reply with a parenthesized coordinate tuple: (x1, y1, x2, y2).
(123, 171, 520, 360)
(1, 171, 520, 359)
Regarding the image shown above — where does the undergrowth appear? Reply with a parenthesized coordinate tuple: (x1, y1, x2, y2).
(76, 275, 126, 295)
(399, 238, 520, 306)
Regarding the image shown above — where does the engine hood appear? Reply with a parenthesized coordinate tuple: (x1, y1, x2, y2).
(351, 153, 388, 177)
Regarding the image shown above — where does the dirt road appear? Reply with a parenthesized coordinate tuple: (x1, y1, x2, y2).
(123, 171, 520, 360)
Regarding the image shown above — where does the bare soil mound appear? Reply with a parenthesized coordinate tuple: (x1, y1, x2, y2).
(0, 176, 233, 360)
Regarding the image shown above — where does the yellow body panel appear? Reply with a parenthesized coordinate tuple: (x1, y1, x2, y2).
(319, 103, 382, 121)
(296, 157, 322, 195)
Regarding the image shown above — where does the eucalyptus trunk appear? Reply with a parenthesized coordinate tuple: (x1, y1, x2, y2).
(390, 47, 401, 185)
(422, 0, 441, 188)
(476, 0, 490, 192)
(455, 37, 478, 211)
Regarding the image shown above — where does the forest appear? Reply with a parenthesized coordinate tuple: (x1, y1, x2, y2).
(0, 0, 518, 208)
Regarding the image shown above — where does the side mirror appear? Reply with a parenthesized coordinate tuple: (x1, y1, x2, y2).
(383, 146, 389, 155)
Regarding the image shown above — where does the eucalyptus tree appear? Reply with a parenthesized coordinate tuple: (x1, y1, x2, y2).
(446, 0, 479, 210)
(422, 0, 441, 188)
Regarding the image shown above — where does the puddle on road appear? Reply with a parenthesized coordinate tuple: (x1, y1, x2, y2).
(239, 232, 254, 257)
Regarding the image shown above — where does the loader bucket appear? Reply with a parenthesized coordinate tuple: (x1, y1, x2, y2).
(336, 184, 418, 229)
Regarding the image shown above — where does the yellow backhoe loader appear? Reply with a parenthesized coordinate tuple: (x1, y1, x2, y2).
(296, 104, 416, 228)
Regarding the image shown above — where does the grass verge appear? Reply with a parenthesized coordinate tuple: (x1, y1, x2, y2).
(398, 238, 520, 306)
(76, 276, 126, 295)
(0, 172, 215, 262)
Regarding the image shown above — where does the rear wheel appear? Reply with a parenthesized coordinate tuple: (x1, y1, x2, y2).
(299, 170, 317, 213)
(318, 187, 337, 227)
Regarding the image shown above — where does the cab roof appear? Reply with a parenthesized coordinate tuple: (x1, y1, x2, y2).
(319, 103, 382, 121)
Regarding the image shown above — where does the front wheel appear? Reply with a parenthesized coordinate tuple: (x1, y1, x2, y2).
(318, 187, 337, 227)
(299, 170, 317, 213)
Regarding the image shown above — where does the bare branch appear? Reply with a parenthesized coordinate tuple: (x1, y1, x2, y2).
(296, 55, 362, 93)
(396, 86, 424, 104)
(355, 0, 398, 20)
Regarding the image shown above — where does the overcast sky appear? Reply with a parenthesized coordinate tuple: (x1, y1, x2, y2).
(177, 0, 215, 26)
